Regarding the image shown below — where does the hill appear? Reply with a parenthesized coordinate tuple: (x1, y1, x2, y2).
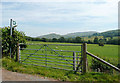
(37, 31, 98, 39)
(63, 31, 98, 38)
(92, 29, 120, 37)
(38, 33, 61, 39)
(37, 29, 119, 39)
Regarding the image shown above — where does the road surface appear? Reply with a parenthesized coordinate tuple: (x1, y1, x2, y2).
(2, 68, 57, 81)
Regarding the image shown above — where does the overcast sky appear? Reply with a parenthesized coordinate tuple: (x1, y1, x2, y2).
(1, 0, 119, 37)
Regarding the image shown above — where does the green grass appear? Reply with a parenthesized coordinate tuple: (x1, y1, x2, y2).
(20, 41, 82, 71)
(2, 57, 120, 82)
(18, 41, 119, 73)
(87, 44, 118, 64)
(25, 41, 118, 63)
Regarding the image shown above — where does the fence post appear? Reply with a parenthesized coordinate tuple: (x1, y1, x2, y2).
(82, 43, 87, 74)
(73, 52, 76, 71)
(77, 54, 79, 65)
(16, 43, 19, 62)
(19, 45, 21, 63)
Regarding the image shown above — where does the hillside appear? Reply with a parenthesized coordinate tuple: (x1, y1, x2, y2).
(63, 31, 98, 38)
(37, 29, 119, 39)
(38, 31, 98, 39)
(92, 29, 120, 37)
(38, 33, 61, 39)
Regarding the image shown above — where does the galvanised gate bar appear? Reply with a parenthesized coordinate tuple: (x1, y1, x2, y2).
(16, 43, 120, 73)
(18, 43, 83, 72)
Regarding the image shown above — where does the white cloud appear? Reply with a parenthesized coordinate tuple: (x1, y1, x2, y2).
(0, 3, 2, 27)
(2, 0, 118, 36)
(2, 1, 117, 23)
(1, 0, 119, 3)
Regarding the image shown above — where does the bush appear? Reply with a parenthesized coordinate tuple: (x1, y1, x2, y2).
(90, 58, 113, 73)
(2, 27, 27, 58)
(117, 63, 120, 68)
(98, 42, 104, 46)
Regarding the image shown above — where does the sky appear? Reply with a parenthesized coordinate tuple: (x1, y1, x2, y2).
(1, 0, 119, 37)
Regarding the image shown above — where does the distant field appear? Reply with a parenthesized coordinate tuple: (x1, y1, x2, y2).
(87, 44, 118, 65)
(83, 36, 119, 42)
(82, 36, 104, 41)
(20, 41, 119, 71)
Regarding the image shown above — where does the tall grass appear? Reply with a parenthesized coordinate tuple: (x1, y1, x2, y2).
(2, 57, 120, 82)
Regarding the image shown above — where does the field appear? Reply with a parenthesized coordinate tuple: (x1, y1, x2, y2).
(19, 41, 119, 72)
(82, 36, 104, 41)
(2, 41, 119, 81)
(87, 44, 118, 65)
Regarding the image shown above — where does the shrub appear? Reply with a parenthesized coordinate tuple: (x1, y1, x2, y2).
(98, 42, 104, 46)
(2, 27, 27, 59)
(90, 58, 113, 73)
(117, 63, 120, 68)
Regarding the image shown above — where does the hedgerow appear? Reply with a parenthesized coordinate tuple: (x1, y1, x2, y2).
(2, 27, 27, 59)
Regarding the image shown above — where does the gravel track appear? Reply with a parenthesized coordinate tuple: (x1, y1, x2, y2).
(2, 68, 57, 81)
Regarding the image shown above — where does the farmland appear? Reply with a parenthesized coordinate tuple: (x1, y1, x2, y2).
(20, 41, 119, 72)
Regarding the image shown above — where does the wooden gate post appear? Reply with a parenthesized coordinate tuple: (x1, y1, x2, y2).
(16, 43, 19, 62)
(73, 52, 76, 71)
(82, 43, 87, 74)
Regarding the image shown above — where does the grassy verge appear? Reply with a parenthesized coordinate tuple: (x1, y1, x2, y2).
(2, 57, 120, 82)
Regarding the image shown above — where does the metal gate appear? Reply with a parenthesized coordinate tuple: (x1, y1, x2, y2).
(19, 43, 83, 72)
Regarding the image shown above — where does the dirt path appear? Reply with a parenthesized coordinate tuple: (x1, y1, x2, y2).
(2, 69, 57, 81)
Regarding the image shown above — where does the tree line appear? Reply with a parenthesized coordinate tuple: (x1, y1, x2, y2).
(25, 36, 120, 45)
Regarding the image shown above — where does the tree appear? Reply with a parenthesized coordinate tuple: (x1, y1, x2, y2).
(58, 37, 65, 42)
(75, 36, 82, 43)
(2, 27, 27, 58)
(35, 37, 41, 41)
(94, 37, 99, 44)
(52, 38, 58, 42)
(98, 42, 104, 46)
(25, 36, 32, 41)
(41, 38, 47, 42)
(66, 38, 73, 43)
(98, 38, 104, 46)
(88, 40, 92, 44)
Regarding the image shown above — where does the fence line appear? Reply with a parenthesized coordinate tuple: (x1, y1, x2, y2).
(21, 53, 80, 58)
(20, 48, 81, 53)
(22, 63, 80, 71)
(87, 51, 120, 72)
(23, 60, 73, 67)
(20, 55, 80, 62)
(19, 43, 82, 46)
(18, 43, 83, 72)
(16, 43, 120, 74)
(20, 58, 75, 65)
